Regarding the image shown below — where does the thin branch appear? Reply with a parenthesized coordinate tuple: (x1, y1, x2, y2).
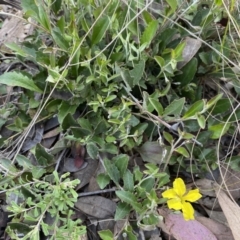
(78, 188, 117, 197)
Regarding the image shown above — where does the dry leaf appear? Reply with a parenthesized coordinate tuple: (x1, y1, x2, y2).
(217, 163, 240, 200)
(214, 184, 240, 240)
(22, 123, 44, 152)
(44, 116, 59, 132)
(98, 219, 115, 232)
(114, 220, 127, 239)
(63, 157, 88, 173)
(177, 37, 202, 69)
(158, 208, 217, 240)
(75, 196, 116, 218)
(71, 142, 85, 168)
(87, 161, 105, 192)
(0, 11, 34, 53)
(73, 158, 99, 189)
(199, 196, 221, 210)
(196, 216, 234, 240)
(41, 137, 57, 149)
(203, 208, 228, 226)
(79, 234, 88, 240)
(191, 178, 216, 197)
(0, 211, 8, 236)
(137, 141, 169, 164)
(43, 127, 60, 139)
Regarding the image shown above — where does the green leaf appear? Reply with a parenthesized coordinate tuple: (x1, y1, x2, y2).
(163, 131, 173, 144)
(114, 154, 129, 177)
(157, 174, 170, 188)
(210, 98, 232, 114)
(144, 163, 159, 174)
(21, 172, 33, 182)
(214, 0, 223, 6)
(209, 123, 230, 139)
(41, 222, 49, 237)
(98, 229, 113, 240)
(115, 202, 131, 220)
(21, 187, 36, 200)
(123, 170, 134, 191)
(8, 223, 31, 235)
(78, 118, 92, 132)
(224, 109, 240, 122)
(70, 40, 81, 76)
(103, 143, 118, 154)
(177, 58, 197, 86)
(92, 16, 110, 45)
(159, 80, 171, 97)
(104, 158, 120, 185)
(206, 93, 223, 109)
(140, 20, 158, 47)
(35, 144, 54, 165)
(38, 5, 51, 31)
(142, 10, 154, 25)
(62, 113, 78, 130)
(134, 167, 143, 182)
(120, 68, 134, 89)
(16, 155, 33, 169)
(227, 156, 240, 171)
(158, 28, 178, 52)
(124, 226, 138, 240)
(166, 0, 177, 11)
(31, 167, 46, 179)
(116, 190, 142, 212)
(97, 173, 110, 189)
(182, 100, 205, 119)
(163, 98, 185, 117)
(21, 0, 38, 16)
(149, 98, 163, 116)
(58, 101, 78, 124)
(174, 147, 189, 158)
(0, 176, 14, 187)
(52, 0, 62, 13)
(105, 135, 116, 143)
(173, 42, 186, 59)
(0, 72, 42, 93)
(140, 177, 155, 192)
(196, 114, 206, 129)
(51, 27, 69, 50)
(154, 56, 165, 68)
(105, 95, 117, 103)
(181, 132, 195, 140)
(5, 43, 27, 57)
(196, 131, 212, 145)
(0, 158, 17, 173)
(130, 60, 145, 86)
(86, 142, 99, 159)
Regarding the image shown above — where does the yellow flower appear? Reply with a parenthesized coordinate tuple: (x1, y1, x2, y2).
(162, 178, 202, 220)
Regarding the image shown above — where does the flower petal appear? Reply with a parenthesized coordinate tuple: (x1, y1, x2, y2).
(162, 189, 177, 199)
(182, 201, 194, 220)
(173, 178, 186, 197)
(183, 189, 202, 202)
(167, 198, 182, 210)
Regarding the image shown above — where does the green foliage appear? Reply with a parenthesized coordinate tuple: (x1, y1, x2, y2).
(5, 172, 85, 239)
(0, 72, 43, 93)
(100, 156, 169, 226)
(1, 0, 240, 238)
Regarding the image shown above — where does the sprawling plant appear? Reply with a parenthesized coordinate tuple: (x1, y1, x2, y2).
(0, 0, 240, 238)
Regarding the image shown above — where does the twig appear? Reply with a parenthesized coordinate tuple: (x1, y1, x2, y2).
(123, 86, 202, 147)
(78, 188, 117, 197)
(55, 148, 67, 171)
